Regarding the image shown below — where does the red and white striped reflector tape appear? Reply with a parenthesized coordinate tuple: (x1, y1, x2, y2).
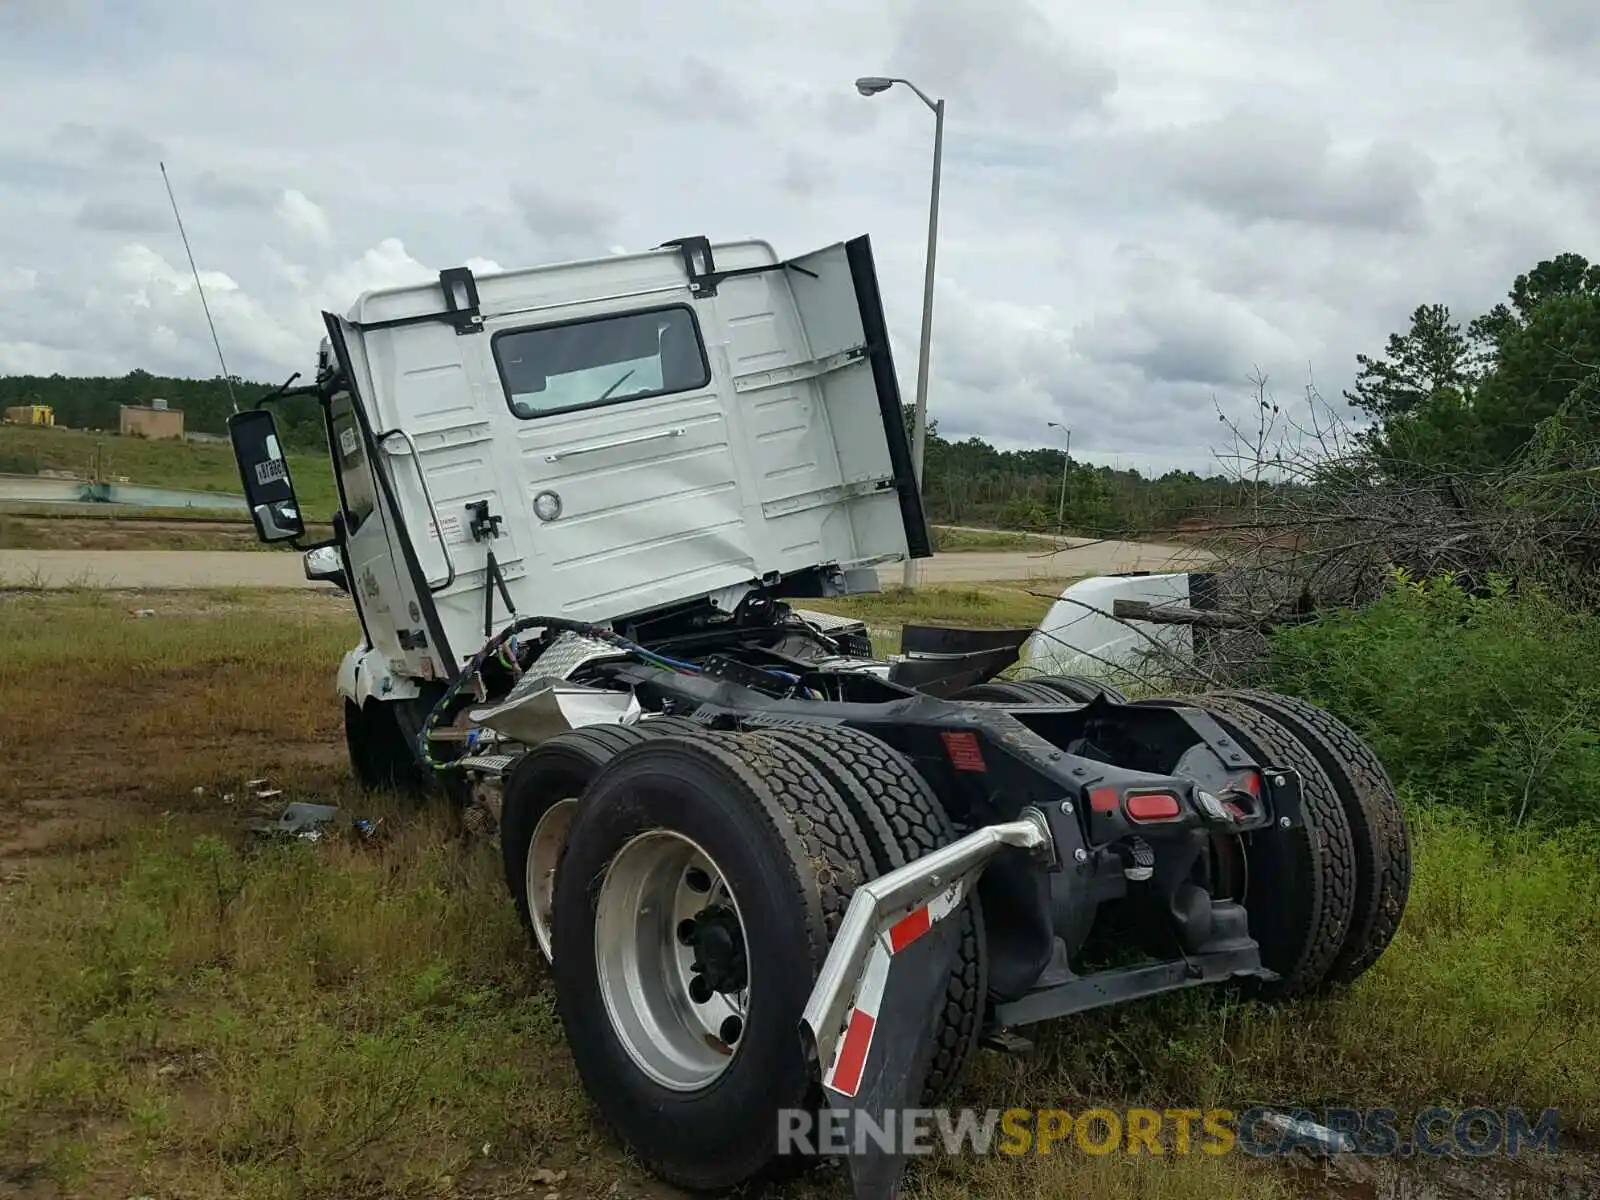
(821, 880, 966, 1098)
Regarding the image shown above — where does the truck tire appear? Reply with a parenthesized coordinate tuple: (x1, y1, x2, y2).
(1166, 696, 1359, 997)
(1025, 675, 1130, 704)
(751, 724, 986, 1104)
(1207, 690, 1411, 985)
(500, 724, 674, 962)
(952, 679, 1074, 704)
(345, 699, 430, 794)
(637, 713, 714, 735)
(549, 732, 874, 1191)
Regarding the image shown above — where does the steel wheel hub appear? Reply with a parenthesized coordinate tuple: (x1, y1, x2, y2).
(527, 798, 578, 963)
(594, 830, 750, 1091)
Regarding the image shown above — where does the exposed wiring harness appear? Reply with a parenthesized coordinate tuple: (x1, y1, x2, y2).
(416, 615, 678, 771)
(417, 613, 832, 772)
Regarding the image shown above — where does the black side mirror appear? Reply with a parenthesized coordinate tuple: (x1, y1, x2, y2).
(229, 409, 304, 543)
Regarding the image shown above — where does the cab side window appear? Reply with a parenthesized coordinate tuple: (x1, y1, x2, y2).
(329, 392, 377, 532)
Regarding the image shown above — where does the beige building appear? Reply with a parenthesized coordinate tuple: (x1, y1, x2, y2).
(4, 404, 53, 426)
(119, 399, 184, 440)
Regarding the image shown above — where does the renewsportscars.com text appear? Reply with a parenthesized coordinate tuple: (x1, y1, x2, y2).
(777, 1105, 1562, 1158)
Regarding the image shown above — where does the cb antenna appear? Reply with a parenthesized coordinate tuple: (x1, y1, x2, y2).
(159, 161, 238, 414)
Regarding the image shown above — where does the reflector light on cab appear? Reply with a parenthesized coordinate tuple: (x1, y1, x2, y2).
(1124, 791, 1182, 822)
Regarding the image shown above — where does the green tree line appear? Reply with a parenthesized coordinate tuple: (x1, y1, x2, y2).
(1345, 251, 1600, 472)
(903, 408, 1245, 535)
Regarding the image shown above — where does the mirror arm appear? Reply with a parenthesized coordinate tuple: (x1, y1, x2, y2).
(254, 373, 328, 411)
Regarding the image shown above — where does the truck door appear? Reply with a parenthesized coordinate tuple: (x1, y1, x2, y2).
(324, 314, 458, 682)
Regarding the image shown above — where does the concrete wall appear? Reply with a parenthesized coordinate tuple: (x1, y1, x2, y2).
(119, 406, 184, 440)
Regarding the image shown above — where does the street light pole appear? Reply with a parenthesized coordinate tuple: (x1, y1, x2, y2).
(1048, 421, 1071, 536)
(857, 75, 944, 588)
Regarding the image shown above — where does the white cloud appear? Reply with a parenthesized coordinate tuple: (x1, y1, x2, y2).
(275, 188, 332, 247)
(0, 340, 73, 374)
(316, 238, 433, 312)
(0, 267, 38, 293)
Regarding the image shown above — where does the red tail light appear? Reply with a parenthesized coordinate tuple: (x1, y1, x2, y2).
(1125, 791, 1182, 822)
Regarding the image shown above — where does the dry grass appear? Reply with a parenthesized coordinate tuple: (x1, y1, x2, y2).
(802, 582, 1059, 658)
(0, 514, 335, 552)
(929, 527, 1062, 553)
(0, 590, 1594, 1199)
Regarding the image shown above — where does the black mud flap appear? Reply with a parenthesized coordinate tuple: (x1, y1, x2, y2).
(801, 816, 1053, 1200)
(817, 899, 963, 1200)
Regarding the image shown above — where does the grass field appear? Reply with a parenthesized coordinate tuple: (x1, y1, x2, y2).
(1, 589, 1595, 1199)
(0, 425, 338, 520)
(805, 582, 1058, 656)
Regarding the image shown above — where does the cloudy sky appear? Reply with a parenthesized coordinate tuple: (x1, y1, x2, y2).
(2, 0, 1597, 474)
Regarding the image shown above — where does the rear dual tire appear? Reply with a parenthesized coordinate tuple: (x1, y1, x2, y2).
(1156, 690, 1411, 995)
(750, 724, 985, 1104)
(501, 721, 705, 960)
(550, 732, 876, 1191)
(954, 675, 1128, 705)
(1205, 690, 1411, 985)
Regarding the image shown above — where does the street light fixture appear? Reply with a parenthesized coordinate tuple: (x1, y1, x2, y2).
(856, 74, 944, 587)
(1048, 421, 1071, 536)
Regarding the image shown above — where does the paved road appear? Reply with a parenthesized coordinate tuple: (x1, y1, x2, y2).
(0, 540, 1213, 591)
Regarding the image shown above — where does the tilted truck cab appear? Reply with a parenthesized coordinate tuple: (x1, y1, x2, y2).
(308, 235, 928, 700)
(229, 232, 1411, 1200)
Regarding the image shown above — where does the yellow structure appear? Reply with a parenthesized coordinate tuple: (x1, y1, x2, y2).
(4, 404, 53, 427)
(119, 400, 184, 440)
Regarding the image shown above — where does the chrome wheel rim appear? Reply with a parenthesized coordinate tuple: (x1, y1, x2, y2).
(527, 798, 578, 963)
(594, 830, 750, 1091)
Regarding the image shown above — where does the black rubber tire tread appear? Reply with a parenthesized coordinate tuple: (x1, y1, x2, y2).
(1026, 675, 1131, 704)
(1209, 689, 1411, 985)
(550, 731, 873, 1191)
(1180, 696, 1359, 997)
(347, 700, 432, 795)
(751, 724, 986, 1103)
(953, 679, 1074, 705)
(499, 724, 665, 933)
(704, 732, 878, 939)
(635, 713, 714, 736)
